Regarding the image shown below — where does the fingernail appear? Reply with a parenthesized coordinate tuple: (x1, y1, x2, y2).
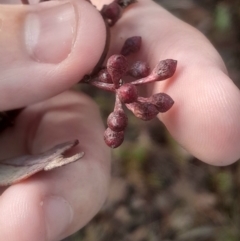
(42, 196, 73, 241)
(24, 2, 76, 63)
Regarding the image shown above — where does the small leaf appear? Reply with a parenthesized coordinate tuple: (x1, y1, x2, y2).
(0, 140, 84, 186)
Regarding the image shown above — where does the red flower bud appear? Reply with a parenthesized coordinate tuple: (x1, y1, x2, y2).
(120, 36, 142, 56)
(128, 61, 150, 78)
(151, 59, 177, 81)
(98, 68, 112, 83)
(107, 55, 128, 88)
(126, 101, 159, 121)
(101, 2, 122, 26)
(104, 128, 124, 148)
(150, 93, 174, 112)
(117, 83, 138, 103)
(107, 111, 128, 132)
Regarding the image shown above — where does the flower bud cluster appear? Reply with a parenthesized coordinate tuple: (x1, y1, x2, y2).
(17, 0, 177, 150)
(83, 35, 177, 148)
(82, 4, 177, 149)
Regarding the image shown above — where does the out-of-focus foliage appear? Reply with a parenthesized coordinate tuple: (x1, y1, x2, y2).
(215, 3, 231, 32)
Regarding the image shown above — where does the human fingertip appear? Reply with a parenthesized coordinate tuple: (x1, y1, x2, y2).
(0, 0, 106, 110)
(43, 195, 73, 241)
(24, 1, 76, 64)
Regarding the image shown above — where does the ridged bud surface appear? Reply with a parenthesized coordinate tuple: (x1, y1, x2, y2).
(152, 59, 177, 81)
(151, 93, 174, 112)
(107, 55, 128, 87)
(104, 128, 124, 148)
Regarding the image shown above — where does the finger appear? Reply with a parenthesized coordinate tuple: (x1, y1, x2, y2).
(102, 0, 240, 165)
(0, 91, 111, 241)
(0, 0, 106, 110)
(0, 0, 22, 4)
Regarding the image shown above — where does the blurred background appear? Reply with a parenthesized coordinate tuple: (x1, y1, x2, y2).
(65, 0, 240, 240)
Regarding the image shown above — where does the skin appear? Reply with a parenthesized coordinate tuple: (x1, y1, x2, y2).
(0, 0, 239, 240)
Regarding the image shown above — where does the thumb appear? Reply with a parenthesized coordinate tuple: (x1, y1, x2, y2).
(0, 0, 106, 110)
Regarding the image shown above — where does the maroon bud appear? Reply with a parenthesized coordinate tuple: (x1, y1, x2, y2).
(107, 55, 128, 88)
(104, 128, 124, 148)
(98, 68, 112, 83)
(107, 111, 128, 132)
(150, 93, 174, 112)
(151, 59, 177, 81)
(120, 36, 142, 56)
(117, 83, 138, 103)
(126, 101, 159, 121)
(101, 2, 122, 26)
(128, 61, 150, 78)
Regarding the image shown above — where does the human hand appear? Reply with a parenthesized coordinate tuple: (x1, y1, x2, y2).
(1, 0, 240, 240)
(0, 0, 110, 240)
(93, 0, 240, 166)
